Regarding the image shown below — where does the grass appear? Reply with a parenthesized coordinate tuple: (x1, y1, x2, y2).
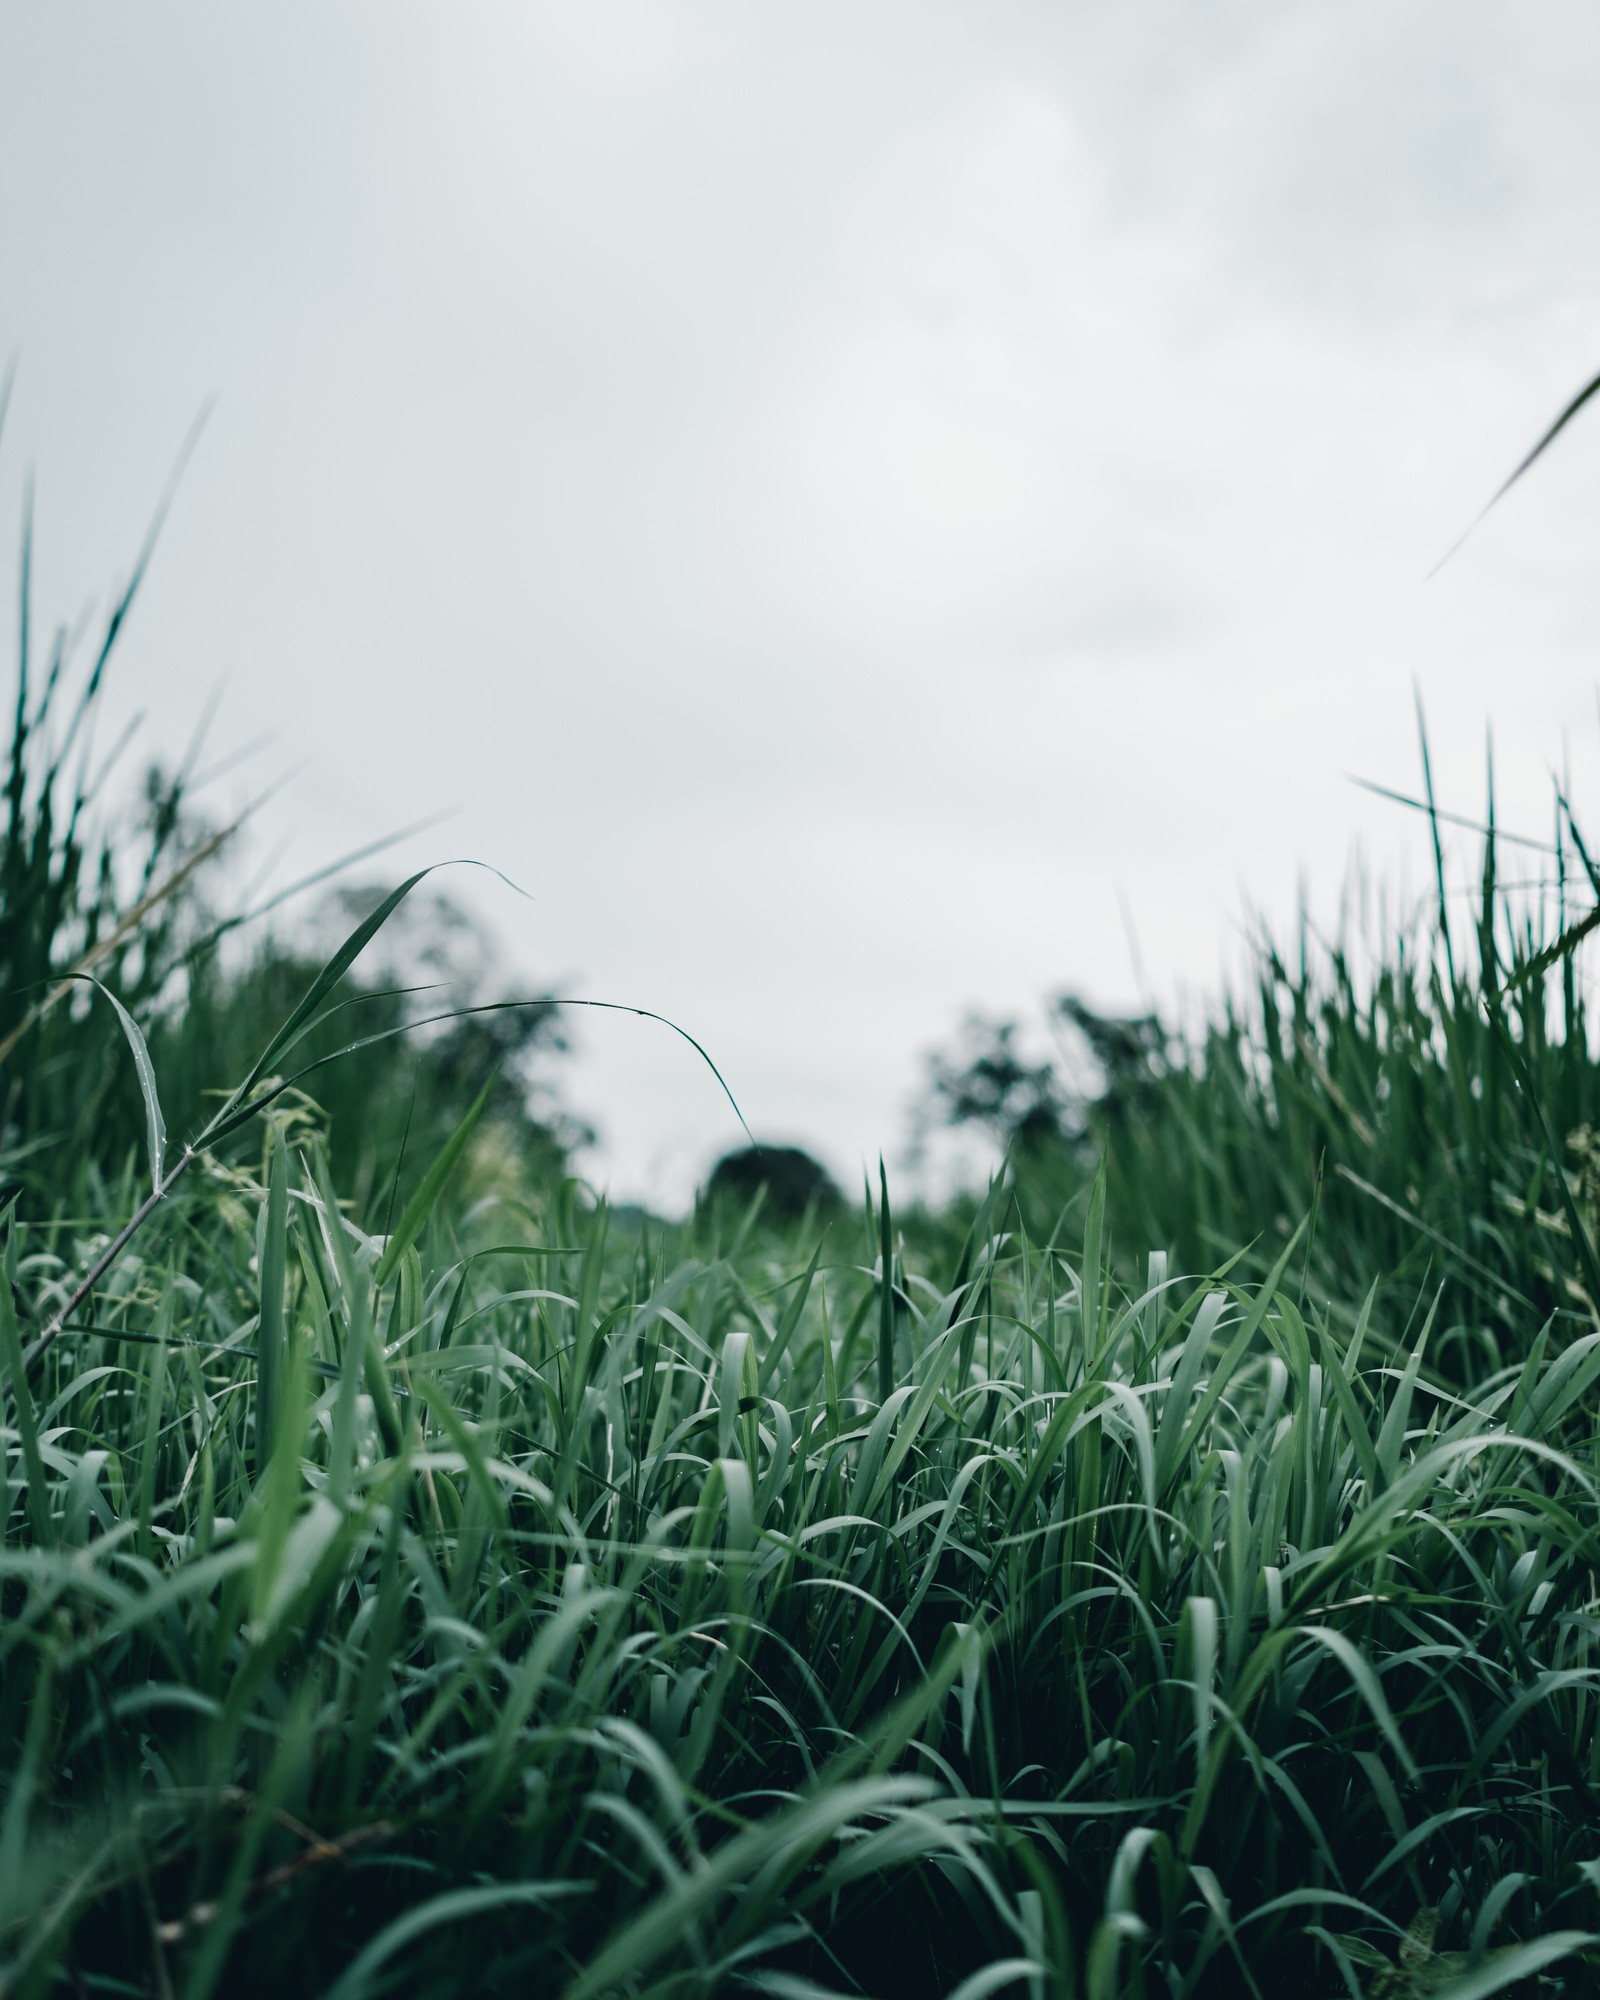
(930, 738, 1600, 1392)
(10, 430, 1600, 1994)
(11, 1123, 1600, 1997)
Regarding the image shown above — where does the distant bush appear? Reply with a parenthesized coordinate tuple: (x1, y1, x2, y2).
(704, 1141, 842, 1224)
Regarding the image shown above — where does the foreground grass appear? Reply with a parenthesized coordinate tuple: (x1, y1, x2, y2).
(5, 1122, 1600, 1996)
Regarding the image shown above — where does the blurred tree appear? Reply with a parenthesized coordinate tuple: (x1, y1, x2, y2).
(158, 880, 585, 1223)
(923, 1013, 1071, 1159)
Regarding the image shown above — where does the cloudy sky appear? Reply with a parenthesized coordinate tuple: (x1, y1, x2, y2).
(4, 4, 1600, 1202)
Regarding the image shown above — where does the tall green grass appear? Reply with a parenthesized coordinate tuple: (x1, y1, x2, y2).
(7, 1128, 1600, 1995)
(0, 377, 224, 1183)
(9, 409, 1600, 1994)
(930, 751, 1600, 1394)
(0, 377, 575, 1227)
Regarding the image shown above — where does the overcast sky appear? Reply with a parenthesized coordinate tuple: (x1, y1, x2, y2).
(4, 4, 1600, 1203)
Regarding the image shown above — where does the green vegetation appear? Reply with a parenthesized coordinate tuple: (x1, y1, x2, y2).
(11, 436, 1600, 1997)
(922, 776, 1600, 1386)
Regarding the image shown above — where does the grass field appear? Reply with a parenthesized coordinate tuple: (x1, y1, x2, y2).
(10, 469, 1600, 1995)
